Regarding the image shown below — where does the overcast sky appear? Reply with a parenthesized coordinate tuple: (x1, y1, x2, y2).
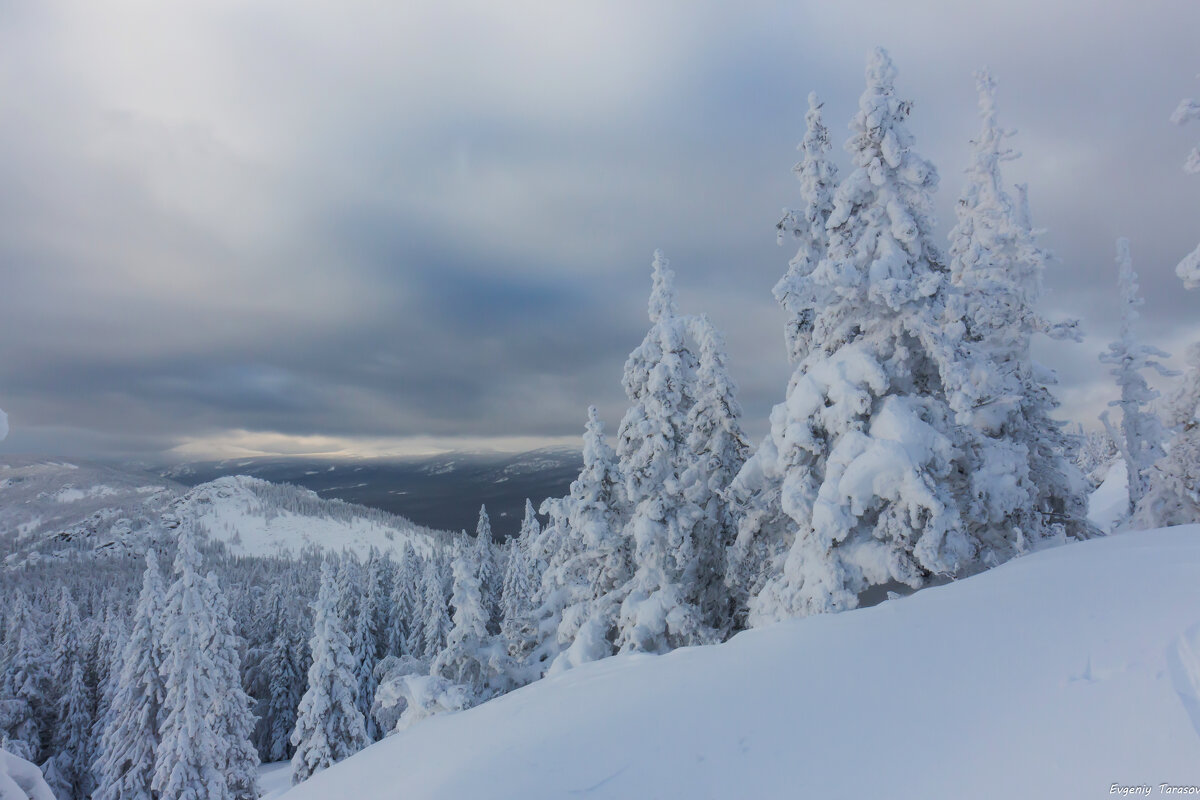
(1, 1, 1198, 461)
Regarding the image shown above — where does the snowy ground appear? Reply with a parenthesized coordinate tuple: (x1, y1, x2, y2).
(282, 526, 1200, 799)
(258, 762, 292, 799)
(1088, 458, 1129, 532)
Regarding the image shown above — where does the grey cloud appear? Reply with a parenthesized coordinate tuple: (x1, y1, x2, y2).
(1, 1, 1198, 458)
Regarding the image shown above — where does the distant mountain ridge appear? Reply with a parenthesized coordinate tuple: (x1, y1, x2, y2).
(0, 457, 451, 568)
(159, 446, 583, 538)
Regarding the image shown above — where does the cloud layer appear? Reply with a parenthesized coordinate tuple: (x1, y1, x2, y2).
(1, 1, 1198, 458)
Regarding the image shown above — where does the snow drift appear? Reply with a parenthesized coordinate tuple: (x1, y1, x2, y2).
(283, 526, 1200, 799)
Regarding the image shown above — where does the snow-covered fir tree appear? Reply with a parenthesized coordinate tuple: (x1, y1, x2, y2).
(388, 544, 424, 659)
(291, 559, 369, 784)
(365, 551, 395, 663)
(153, 527, 235, 800)
(1138, 82, 1200, 526)
(0, 592, 52, 762)
(334, 556, 362, 627)
(943, 70, 1090, 556)
(730, 48, 986, 626)
(261, 625, 304, 763)
(203, 573, 259, 800)
(727, 90, 840, 628)
(472, 506, 501, 631)
(48, 589, 82, 691)
(1171, 87, 1200, 286)
(527, 496, 576, 671)
(774, 91, 839, 365)
(681, 315, 749, 635)
(41, 662, 93, 800)
(1136, 342, 1200, 526)
(1099, 238, 1175, 516)
(432, 555, 506, 705)
(543, 408, 630, 674)
(88, 608, 128, 797)
(349, 592, 380, 741)
(1076, 426, 1120, 490)
(615, 251, 711, 653)
(421, 558, 451, 662)
(498, 501, 539, 661)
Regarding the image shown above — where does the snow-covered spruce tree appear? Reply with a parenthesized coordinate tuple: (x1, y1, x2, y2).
(498, 501, 539, 662)
(614, 250, 710, 653)
(431, 556, 507, 705)
(775, 91, 840, 365)
(48, 589, 82, 691)
(365, 551, 395, 663)
(1099, 238, 1175, 516)
(681, 316, 749, 635)
(349, 595, 380, 742)
(730, 48, 984, 626)
(726, 90, 839, 629)
(526, 496, 576, 671)
(261, 626, 304, 763)
(1135, 342, 1200, 526)
(0, 592, 52, 763)
(290, 559, 368, 785)
(544, 408, 631, 674)
(1172, 89, 1200, 285)
(88, 609, 128, 796)
(1136, 86, 1200, 526)
(334, 556, 361, 626)
(41, 662, 93, 800)
(203, 573, 259, 800)
(421, 558, 451, 662)
(153, 527, 232, 800)
(943, 70, 1089, 555)
(472, 506, 501, 631)
(1076, 426, 1120, 490)
(388, 544, 423, 659)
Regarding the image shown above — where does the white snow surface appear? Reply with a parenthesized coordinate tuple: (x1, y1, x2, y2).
(51, 484, 122, 503)
(0, 748, 55, 800)
(1088, 459, 1129, 532)
(257, 761, 293, 800)
(284, 526, 1200, 799)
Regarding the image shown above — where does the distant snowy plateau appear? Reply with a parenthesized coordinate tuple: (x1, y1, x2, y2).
(280, 526, 1200, 799)
(0, 457, 448, 567)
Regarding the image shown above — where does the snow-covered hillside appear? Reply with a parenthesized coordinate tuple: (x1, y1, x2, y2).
(163, 475, 445, 559)
(0, 458, 449, 567)
(282, 526, 1200, 799)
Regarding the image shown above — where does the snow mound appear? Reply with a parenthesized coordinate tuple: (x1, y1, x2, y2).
(283, 526, 1200, 799)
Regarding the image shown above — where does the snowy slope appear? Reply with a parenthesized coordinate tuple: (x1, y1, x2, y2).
(167, 475, 445, 559)
(283, 527, 1200, 799)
